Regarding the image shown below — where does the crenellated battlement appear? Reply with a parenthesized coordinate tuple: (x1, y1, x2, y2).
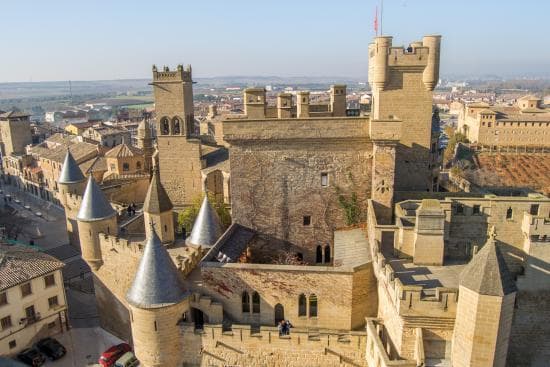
(386, 46, 429, 68)
(152, 64, 192, 82)
(371, 242, 458, 319)
(180, 322, 368, 366)
(98, 232, 144, 256)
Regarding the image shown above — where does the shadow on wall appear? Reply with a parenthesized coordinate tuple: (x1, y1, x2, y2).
(92, 274, 132, 343)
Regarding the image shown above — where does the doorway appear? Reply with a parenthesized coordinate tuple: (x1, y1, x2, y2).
(192, 308, 205, 330)
(274, 304, 285, 325)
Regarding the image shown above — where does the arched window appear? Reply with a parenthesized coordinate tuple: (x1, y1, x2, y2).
(161, 117, 170, 135)
(298, 294, 307, 316)
(242, 291, 250, 313)
(506, 207, 513, 219)
(173, 117, 181, 135)
(136, 161, 142, 170)
(252, 292, 260, 313)
(324, 245, 331, 264)
(309, 294, 318, 317)
(316, 245, 322, 263)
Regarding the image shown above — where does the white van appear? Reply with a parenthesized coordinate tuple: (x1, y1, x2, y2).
(114, 352, 139, 367)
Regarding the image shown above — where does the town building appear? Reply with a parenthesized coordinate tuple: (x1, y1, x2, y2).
(0, 243, 68, 355)
(457, 96, 550, 148)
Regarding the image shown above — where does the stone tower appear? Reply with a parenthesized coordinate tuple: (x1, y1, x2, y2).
(296, 91, 310, 118)
(126, 224, 187, 367)
(76, 176, 117, 270)
(368, 35, 441, 191)
(151, 65, 202, 207)
(330, 85, 347, 116)
(143, 168, 174, 244)
(137, 119, 154, 174)
(186, 196, 223, 248)
(0, 111, 32, 156)
(451, 228, 517, 367)
(58, 150, 87, 247)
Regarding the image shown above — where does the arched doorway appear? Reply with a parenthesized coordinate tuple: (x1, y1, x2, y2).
(274, 304, 285, 325)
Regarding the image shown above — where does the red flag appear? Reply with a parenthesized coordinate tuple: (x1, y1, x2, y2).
(374, 6, 379, 36)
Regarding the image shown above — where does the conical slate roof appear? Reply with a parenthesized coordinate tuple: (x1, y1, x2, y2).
(76, 176, 116, 222)
(459, 228, 517, 296)
(143, 169, 173, 214)
(126, 225, 186, 308)
(187, 196, 223, 247)
(58, 150, 85, 184)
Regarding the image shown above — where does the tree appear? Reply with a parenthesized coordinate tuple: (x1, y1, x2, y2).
(177, 192, 231, 233)
(443, 126, 468, 165)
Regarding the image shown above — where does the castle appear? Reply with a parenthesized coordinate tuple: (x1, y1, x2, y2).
(59, 34, 550, 367)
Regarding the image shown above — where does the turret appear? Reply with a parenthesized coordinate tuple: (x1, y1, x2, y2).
(76, 176, 117, 270)
(57, 150, 86, 206)
(422, 35, 442, 91)
(451, 227, 517, 367)
(296, 91, 310, 118)
(277, 93, 293, 119)
(330, 85, 347, 116)
(143, 168, 174, 244)
(58, 150, 87, 247)
(126, 224, 187, 367)
(369, 36, 392, 91)
(137, 119, 154, 174)
(244, 88, 266, 119)
(186, 196, 223, 248)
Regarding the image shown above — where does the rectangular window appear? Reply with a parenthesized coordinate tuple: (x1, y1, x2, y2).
(473, 205, 481, 215)
(1, 316, 12, 330)
(303, 216, 311, 226)
(44, 274, 55, 288)
(0, 292, 7, 306)
(455, 204, 464, 215)
(321, 173, 328, 187)
(9, 340, 16, 349)
(21, 283, 32, 297)
(48, 296, 59, 309)
(530, 204, 539, 216)
(25, 305, 36, 322)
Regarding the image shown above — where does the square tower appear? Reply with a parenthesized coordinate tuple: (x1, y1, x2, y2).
(368, 35, 441, 191)
(151, 65, 203, 207)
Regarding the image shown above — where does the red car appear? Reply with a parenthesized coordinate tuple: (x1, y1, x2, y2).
(99, 343, 132, 367)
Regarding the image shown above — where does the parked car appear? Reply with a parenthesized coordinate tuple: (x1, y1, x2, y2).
(16, 348, 45, 366)
(35, 337, 66, 360)
(99, 343, 132, 367)
(114, 352, 139, 367)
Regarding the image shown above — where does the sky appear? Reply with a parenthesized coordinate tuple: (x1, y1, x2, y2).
(2, 0, 550, 82)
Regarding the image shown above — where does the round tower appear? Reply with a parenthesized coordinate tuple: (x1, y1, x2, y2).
(76, 176, 117, 270)
(422, 35, 442, 91)
(370, 36, 392, 91)
(451, 227, 517, 367)
(126, 224, 187, 367)
(58, 150, 87, 247)
(137, 119, 154, 174)
(143, 168, 174, 244)
(57, 149, 86, 206)
(186, 196, 223, 248)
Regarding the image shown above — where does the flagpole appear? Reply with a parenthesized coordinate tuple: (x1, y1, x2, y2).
(380, 0, 383, 36)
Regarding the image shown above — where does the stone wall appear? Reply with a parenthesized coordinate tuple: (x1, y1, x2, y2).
(226, 126, 373, 262)
(507, 291, 550, 367)
(181, 323, 367, 367)
(197, 262, 377, 331)
(157, 137, 203, 207)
